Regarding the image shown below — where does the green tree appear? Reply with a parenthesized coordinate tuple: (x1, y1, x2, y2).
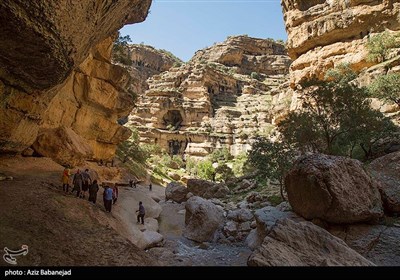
(117, 128, 150, 164)
(215, 163, 235, 182)
(112, 33, 132, 66)
(368, 73, 400, 107)
(208, 147, 232, 163)
(278, 67, 396, 159)
(196, 160, 215, 181)
(366, 31, 400, 63)
(247, 136, 295, 200)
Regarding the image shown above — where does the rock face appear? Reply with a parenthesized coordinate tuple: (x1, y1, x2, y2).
(38, 37, 134, 162)
(285, 154, 384, 223)
(184, 196, 225, 242)
(32, 127, 93, 167)
(187, 179, 230, 199)
(369, 151, 400, 213)
(330, 224, 400, 266)
(247, 218, 374, 266)
(165, 181, 189, 203)
(126, 45, 182, 97)
(0, 0, 151, 162)
(282, 0, 400, 86)
(128, 35, 291, 158)
(246, 206, 301, 250)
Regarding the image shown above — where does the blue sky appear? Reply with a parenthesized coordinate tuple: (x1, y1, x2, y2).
(120, 0, 287, 62)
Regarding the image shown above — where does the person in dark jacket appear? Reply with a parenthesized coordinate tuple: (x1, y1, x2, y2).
(112, 185, 119, 205)
(88, 180, 99, 204)
(81, 169, 92, 199)
(72, 170, 83, 198)
(103, 185, 113, 212)
(136, 201, 145, 225)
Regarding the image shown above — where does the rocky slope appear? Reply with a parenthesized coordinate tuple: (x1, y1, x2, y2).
(128, 35, 292, 158)
(0, 0, 151, 165)
(0, 156, 157, 266)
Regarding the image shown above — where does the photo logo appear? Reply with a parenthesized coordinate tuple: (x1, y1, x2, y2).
(3, 245, 29, 265)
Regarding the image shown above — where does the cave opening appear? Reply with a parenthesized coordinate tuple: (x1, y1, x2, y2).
(162, 110, 183, 131)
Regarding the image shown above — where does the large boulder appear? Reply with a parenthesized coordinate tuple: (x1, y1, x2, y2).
(285, 154, 383, 223)
(369, 151, 400, 213)
(247, 219, 374, 266)
(183, 196, 225, 242)
(165, 182, 189, 203)
(32, 126, 93, 166)
(187, 179, 230, 199)
(330, 224, 400, 266)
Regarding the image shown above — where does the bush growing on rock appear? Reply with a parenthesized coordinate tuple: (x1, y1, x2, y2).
(278, 68, 396, 160)
(368, 73, 400, 108)
(366, 31, 400, 63)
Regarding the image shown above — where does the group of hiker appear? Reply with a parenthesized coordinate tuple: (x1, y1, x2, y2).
(61, 167, 118, 212)
(61, 167, 146, 223)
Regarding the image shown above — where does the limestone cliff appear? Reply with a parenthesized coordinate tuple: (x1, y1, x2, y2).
(124, 45, 182, 101)
(0, 0, 152, 165)
(35, 37, 134, 165)
(128, 36, 291, 158)
(282, 0, 400, 86)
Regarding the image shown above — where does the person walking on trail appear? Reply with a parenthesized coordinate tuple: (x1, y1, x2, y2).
(103, 185, 113, 212)
(88, 180, 99, 204)
(61, 167, 70, 193)
(112, 185, 119, 205)
(136, 201, 145, 225)
(129, 179, 133, 188)
(149, 182, 152, 191)
(81, 169, 92, 199)
(72, 169, 83, 198)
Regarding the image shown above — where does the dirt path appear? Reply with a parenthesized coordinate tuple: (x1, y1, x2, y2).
(0, 156, 251, 266)
(0, 156, 156, 266)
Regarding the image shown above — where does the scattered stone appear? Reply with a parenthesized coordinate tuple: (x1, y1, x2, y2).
(187, 179, 230, 199)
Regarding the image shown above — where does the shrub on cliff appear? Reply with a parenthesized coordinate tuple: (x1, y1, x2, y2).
(278, 70, 396, 159)
(112, 33, 132, 66)
(368, 73, 400, 107)
(366, 31, 400, 63)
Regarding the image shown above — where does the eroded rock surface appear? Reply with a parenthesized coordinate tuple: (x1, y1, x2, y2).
(285, 154, 383, 223)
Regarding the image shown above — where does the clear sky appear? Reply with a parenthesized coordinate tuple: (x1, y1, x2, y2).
(120, 0, 287, 62)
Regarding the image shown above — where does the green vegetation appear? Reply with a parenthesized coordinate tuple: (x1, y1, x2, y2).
(208, 147, 233, 163)
(112, 32, 132, 66)
(215, 163, 235, 182)
(247, 135, 295, 199)
(368, 73, 400, 107)
(366, 31, 400, 63)
(195, 159, 215, 181)
(246, 64, 398, 199)
(250, 72, 261, 81)
(278, 67, 396, 159)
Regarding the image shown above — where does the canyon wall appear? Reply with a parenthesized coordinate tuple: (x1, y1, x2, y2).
(127, 36, 292, 158)
(0, 0, 152, 165)
(282, 0, 400, 86)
